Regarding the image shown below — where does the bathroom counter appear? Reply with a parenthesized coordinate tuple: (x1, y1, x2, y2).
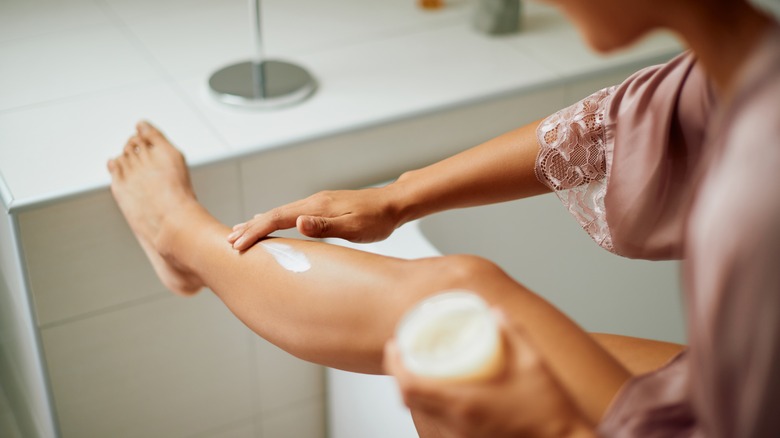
(0, 1, 681, 437)
(0, 0, 680, 210)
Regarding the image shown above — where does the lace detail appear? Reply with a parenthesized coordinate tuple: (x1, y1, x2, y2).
(535, 86, 617, 252)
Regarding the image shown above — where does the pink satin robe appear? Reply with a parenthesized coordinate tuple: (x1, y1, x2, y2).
(535, 24, 780, 437)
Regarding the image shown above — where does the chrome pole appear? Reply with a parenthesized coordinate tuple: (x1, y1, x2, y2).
(208, 0, 316, 109)
(250, 0, 265, 98)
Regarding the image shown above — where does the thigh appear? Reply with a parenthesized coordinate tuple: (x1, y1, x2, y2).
(404, 255, 631, 425)
(591, 333, 685, 376)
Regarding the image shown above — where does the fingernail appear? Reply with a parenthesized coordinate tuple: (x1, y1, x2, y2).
(233, 236, 246, 249)
(232, 223, 245, 231)
(299, 216, 314, 233)
(227, 230, 241, 241)
(138, 120, 149, 129)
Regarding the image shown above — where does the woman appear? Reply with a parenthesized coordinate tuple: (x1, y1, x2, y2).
(108, 0, 779, 435)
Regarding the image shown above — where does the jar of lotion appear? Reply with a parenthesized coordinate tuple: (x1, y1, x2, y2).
(396, 290, 504, 382)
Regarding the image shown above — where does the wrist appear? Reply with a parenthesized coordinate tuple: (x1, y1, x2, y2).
(384, 170, 425, 227)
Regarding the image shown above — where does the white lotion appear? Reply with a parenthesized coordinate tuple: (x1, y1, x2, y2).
(260, 241, 311, 273)
(396, 290, 503, 381)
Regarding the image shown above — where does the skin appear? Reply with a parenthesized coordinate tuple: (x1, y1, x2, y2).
(384, 312, 594, 438)
(109, 122, 630, 435)
(107, 0, 772, 435)
(227, 119, 548, 249)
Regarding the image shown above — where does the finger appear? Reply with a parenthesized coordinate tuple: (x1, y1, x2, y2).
(297, 215, 353, 239)
(298, 215, 377, 242)
(494, 309, 546, 371)
(231, 209, 300, 250)
(226, 223, 246, 243)
(384, 341, 461, 416)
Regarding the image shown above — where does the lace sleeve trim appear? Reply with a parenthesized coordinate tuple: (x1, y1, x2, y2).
(535, 86, 617, 253)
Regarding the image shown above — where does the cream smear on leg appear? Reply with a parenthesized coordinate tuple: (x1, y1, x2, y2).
(260, 241, 311, 273)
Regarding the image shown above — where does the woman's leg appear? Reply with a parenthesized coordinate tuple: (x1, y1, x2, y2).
(108, 122, 630, 424)
(592, 333, 684, 375)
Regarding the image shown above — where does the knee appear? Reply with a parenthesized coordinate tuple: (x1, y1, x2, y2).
(429, 254, 509, 292)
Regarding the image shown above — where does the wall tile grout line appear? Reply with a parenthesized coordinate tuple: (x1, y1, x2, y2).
(38, 291, 170, 331)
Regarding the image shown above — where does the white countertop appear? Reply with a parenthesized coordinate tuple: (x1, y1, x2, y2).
(0, 0, 681, 212)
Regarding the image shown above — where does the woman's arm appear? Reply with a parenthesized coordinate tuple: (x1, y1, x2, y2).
(227, 119, 549, 250)
(390, 118, 549, 224)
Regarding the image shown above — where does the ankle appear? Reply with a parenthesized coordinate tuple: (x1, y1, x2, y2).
(153, 200, 201, 263)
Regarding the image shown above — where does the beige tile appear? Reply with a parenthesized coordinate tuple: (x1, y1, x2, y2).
(19, 189, 164, 326)
(0, 383, 23, 438)
(41, 292, 257, 438)
(258, 398, 325, 438)
(189, 418, 257, 438)
(254, 339, 324, 413)
(19, 160, 242, 326)
(0, 210, 56, 437)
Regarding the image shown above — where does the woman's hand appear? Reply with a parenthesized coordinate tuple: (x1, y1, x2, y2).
(384, 312, 594, 438)
(227, 186, 404, 250)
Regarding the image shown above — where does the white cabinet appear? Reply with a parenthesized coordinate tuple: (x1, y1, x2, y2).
(2, 161, 326, 437)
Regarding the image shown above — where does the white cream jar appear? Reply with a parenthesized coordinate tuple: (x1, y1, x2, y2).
(396, 290, 504, 382)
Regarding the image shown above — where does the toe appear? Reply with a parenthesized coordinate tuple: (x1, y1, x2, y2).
(123, 137, 137, 156)
(137, 120, 168, 146)
(107, 158, 124, 178)
(124, 135, 150, 158)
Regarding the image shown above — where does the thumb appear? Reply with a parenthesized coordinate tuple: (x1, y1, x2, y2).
(297, 215, 339, 238)
(494, 309, 540, 368)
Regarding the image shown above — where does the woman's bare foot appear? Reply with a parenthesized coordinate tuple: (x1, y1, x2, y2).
(107, 121, 205, 296)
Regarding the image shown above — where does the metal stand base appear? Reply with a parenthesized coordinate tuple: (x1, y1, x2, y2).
(208, 60, 316, 109)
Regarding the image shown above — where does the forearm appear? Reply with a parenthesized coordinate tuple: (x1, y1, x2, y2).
(386, 118, 549, 225)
